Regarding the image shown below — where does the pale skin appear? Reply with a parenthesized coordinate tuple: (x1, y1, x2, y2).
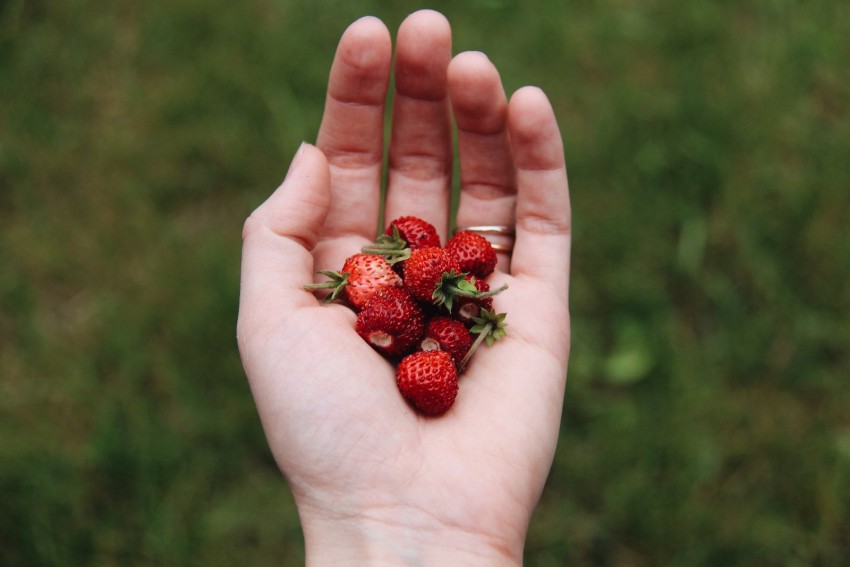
(237, 10, 571, 567)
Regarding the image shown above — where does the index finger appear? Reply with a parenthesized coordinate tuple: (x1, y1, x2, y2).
(316, 16, 392, 240)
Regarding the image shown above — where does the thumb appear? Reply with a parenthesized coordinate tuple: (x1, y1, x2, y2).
(238, 143, 331, 332)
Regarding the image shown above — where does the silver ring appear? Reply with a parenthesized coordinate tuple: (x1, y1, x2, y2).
(454, 225, 515, 252)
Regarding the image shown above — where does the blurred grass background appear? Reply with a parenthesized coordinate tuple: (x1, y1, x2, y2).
(2, 0, 849, 565)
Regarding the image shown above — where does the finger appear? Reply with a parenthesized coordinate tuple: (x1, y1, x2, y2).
(507, 87, 571, 294)
(239, 144, 331, 331)
(449, 51, 516, 231)
(316, 16, 392, 240)
(383, 10, 453, 238)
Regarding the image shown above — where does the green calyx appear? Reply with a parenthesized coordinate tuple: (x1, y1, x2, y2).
(360, 227, 412, 265)
(432, 272, 508, 313)
(470, 309, 509, 346)
(303, 271, 349, 303)
(458, 309, 508, 372)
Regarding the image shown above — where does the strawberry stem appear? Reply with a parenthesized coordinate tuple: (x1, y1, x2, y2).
(432, 271, 507, 312)
(303, 271, 349, 302)
(457, 310, 508, 373)
(359, 246, 411, 265)
(360, 227, 411, 265)
(458, 324, 491, 373)
(445, 282, 508, 299)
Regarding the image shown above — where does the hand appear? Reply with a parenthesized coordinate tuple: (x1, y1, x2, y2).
(237, 10, 571, 566)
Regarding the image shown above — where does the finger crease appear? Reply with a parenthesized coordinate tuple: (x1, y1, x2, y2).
(390, 154, 452, 181)
(394, 89, 448, 104)
(324, 150, 383, 170)
(461, 181, 516, 201)
(329, 91, 386, 109)
(518, 214, 571, 235)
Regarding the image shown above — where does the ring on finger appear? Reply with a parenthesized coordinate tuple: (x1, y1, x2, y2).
(453, 225, 515, 253)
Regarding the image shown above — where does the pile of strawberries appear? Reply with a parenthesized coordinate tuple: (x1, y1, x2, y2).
(305, 216, 507, 416)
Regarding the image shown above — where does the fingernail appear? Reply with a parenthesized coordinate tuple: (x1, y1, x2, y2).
(293, 141, 308, 164)
(283, 142, 308, 183)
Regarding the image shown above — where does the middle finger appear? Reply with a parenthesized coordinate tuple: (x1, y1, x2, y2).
(383, 10, 454, 241)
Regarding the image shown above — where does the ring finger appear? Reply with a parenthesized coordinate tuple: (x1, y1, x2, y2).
(448, 50, 516, 250)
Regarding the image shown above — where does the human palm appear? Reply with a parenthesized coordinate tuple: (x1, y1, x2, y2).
(238, 11, 571, 564)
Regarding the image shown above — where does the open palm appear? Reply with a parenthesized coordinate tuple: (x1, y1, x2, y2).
(237, 10, 571, 564)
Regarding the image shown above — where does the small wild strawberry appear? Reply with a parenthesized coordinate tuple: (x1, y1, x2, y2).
(356, 287, 425, 358)
(404, 247, 508, 311)
(403, 247, 461, 304)
(450, 275, 494, 324)
(386, 216, 441, 250)
(419, 316, 472, 367)
(397, 350, 458, 416)
(445, 231, 497, 278)
(304, 253, 402, 310)
(360, 216, 440, 273)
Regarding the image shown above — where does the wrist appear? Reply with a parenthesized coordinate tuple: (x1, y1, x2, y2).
(298, 501, 525, 566)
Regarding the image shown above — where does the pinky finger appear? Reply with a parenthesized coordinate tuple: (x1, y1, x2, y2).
(508, 87, 571, 296)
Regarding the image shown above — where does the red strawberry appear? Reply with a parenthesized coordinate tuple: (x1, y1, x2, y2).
(419, 316, 472, 367)
(360, 216, 440, 274)
(445, 231, 497, 278)
(304, 253, 402, 310)
(356, 287, 425, 358)
(386, 216, 441, 250)
(403, 247, 461, 304)
(451, 276, 493, 324)
(404, 247, 508, 312)
(396, 350, 458, 416)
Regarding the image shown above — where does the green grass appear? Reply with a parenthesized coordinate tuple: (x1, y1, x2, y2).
(2, 0, 849, 565)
